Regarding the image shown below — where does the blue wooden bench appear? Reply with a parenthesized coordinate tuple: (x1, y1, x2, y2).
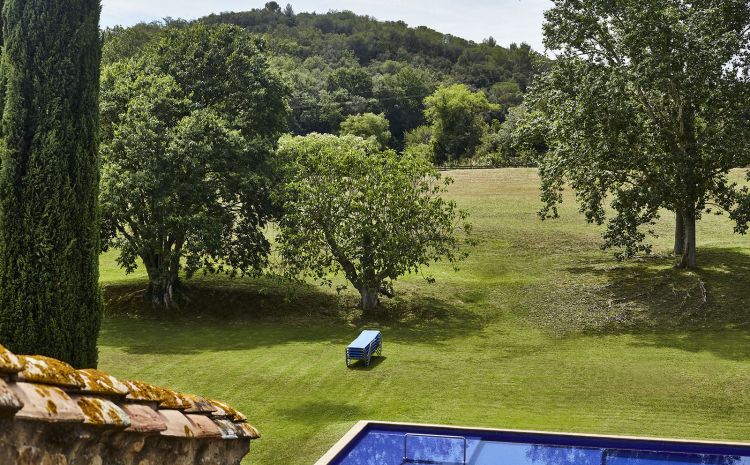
(346, 330, 382, 368)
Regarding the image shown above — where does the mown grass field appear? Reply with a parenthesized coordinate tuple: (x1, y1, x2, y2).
(97, 168, 750, 465)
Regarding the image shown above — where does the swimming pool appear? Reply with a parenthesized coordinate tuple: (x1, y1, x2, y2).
(315, 421, 750, 465)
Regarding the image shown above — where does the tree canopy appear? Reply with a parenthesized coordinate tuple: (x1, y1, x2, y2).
(100, 23, 289, 308)
(425, 84, 500, 164)
(339, 112, 392, 148)
(104, 6, 544, 149)
(529, 0, 750, 268)
(275, 133, 472, 313)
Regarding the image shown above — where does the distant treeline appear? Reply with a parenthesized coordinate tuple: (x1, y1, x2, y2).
(102, 2, 548, 164)
(202, 4, 539, 89)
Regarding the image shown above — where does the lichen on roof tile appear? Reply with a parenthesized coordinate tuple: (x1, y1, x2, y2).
(0, 344, 24, 374)
(10, 382, 85, 423)
(183, 394, 217, 414)
(1, 348, 258, 452)
(124, 380, 194, 410)
(77, 369, 129, 396)
(208, 399, 247, 422)
(238, 423, 261, 439)
(159, 389, 199, 411)
(0, 378, 23, 417)
(212, 419, 258, 440)
(72, 395, 131, 428)
(124, 380, 168, 404)
(17, 355, 84, 389)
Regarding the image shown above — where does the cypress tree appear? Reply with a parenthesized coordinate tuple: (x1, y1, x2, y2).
(0, 0, 103, 367)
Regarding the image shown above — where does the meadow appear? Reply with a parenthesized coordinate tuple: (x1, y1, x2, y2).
(97, 168, 750, 465)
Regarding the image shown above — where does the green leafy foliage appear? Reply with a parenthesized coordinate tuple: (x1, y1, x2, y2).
(0, 0, 102, 367)
(477, 105, 546, 167)
(102, 22, 164, 65)
(372, 63, 438, 144)
(339, 113, 392, 148)
(100, 23, 289, 308)
(529, 0, 750, 268)
(103, 6, 543, 148)
(275, 133, 472, 312)
(425, 84, 500, 164)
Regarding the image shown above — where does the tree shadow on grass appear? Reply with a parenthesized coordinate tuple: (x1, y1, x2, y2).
(275, 400, 369, 424)
(551, 247, 750, 360)
(100, 278, 484, 355)
(103, 277, 346, 322)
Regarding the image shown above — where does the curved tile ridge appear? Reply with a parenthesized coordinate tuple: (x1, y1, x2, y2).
(0, 343, 258, 447)
(17, 355, 84, 388)
(77, 369, 130, 396)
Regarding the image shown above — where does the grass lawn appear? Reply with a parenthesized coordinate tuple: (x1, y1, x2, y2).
(97, 168, 750, 465)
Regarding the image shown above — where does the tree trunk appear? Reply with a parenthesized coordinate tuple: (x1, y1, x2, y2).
(147, 273, 179, 308)
(679, 210, 697, 269)
(359, 288, 379, 314)
(143, 252, 181, 309)
(674, 211, 685, 256)
(358, 233, 380, 314)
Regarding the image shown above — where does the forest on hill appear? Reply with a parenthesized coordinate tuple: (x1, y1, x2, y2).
(102, 2, 548, 163)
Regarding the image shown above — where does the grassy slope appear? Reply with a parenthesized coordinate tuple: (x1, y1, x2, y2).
(98, 168, 750, 465)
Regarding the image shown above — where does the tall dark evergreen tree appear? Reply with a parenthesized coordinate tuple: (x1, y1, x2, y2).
(0, 0, 103, 367)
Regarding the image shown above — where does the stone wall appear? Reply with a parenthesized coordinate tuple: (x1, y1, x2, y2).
(0, 345, 258, 465)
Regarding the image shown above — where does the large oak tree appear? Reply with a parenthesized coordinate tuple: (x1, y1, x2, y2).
(100, 23, 289, 308)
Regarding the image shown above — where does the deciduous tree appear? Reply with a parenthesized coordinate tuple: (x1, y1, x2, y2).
(529, 0, 750, 268)
(339, 113, 392, 148)
(100, 24, 289, 308)
(276, 134, 472, 313)
(424, 84, 500, 164)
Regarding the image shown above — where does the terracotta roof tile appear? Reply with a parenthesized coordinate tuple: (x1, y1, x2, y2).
(159, 389, 202, 411)
(212, 419, 260, 439)
(124, 381, 196, 410)
(183, 394, 217, 414)
(121, 403, 167, 434)
(0, 344, 24, 374)
(209, 399, 247, 422)
(213, 418, 244, 440)
(0, 345, 256, 448)
(17, 356, 83, 389)
(159, 409, 201, 438)
(72, 395, 130, 428)
(77, 369, 129, 396)
(124, 380, 168, 404)
(10, 382, 85, 423)
(238, 422, 261, 439)
(185, 414, 222, 438)
(0, 378, 23, 417)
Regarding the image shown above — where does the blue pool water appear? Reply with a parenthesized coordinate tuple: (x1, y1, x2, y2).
(328, 424, 750, 465)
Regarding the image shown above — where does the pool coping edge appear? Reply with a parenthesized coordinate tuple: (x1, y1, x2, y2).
(313, 420, 750, 465)
(313, 420, 369, 465)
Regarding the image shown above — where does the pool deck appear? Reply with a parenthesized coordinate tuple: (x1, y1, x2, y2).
(314, 420, 750, 465)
